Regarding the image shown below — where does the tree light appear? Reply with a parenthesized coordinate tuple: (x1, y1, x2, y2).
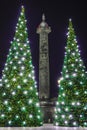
(24, 53, 27, 56)
(21, 57, 25, 61)
(23, 79, 27, 83)
(4, 100, 8, 105)
(71, 64, 74, 67)
(6, 84, 10, 88)
(21, 107, 26, 111)
(61, 101, 65, 105)
(13, 47, 17, 50)
(23, 91, 28, 95)
(80, 115, 82, 117)
(19, 72, 23, 76)
(65, 107, 69, 112)
(12, 91, 16, 95)
(27, 40, 29, 43)
(56, 102, 59, 105)
(8, 120, 12, 124)
(72, 102, 75, 106)
(36, 103, 39, 107)
(13, 66, 17, 69)
(2, 92, 6, 96)
(61, 115, 65, 118)
(73, 121, 77, 126)
(72, 73, 77, 77)
(28, 99, 32, 104)
(15, 56, 18, 59)
(17, 85, 21, 89)
(55, 122, 59, 126)
(18, 43, 20, 46)
(69, 81, 72, 85)
(58, 77, 64, 83)
(29, 114, 33, 118)
(77, 102, 80, 106)
(8, 107, 12, 111)
(20, 33, 23, 36)
(62, 93, 65, 96)
(18, 61, 22, 64)
(15, 115, 19, 119)
(37, 115, 40, 119)
(21, 66, 25, 70)
(84, 91, 87, 94)
(23, 121, 26, 125)
(30, 87, 33, 90)
(58, 108, 61, 112)
(10, 61, 13, 64)
(64, 121, 68, 124)
(65, 74, 69, 78)
(75, 92, 79, 95)
(5, 67, 8, 70)
(84, 122, 87, 126)
(1, 114, 5, 118)
(12, 78, 16, 82)
(28, 74, 31, 77)
(55, 115, 58, 119)
(69, 114, 73, 119)
(0, 83, 2, 87)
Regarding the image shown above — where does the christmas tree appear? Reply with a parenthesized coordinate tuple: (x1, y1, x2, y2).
(54, 19, 87, 127)
(0, 6, 43, 127)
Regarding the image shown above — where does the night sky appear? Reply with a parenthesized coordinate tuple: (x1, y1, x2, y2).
(0, 0, 87, 98)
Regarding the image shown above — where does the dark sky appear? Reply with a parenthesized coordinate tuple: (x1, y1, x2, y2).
(0, 0, 87, 98)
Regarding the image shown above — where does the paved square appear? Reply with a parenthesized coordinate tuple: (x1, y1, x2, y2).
(0, 124, 87, 130)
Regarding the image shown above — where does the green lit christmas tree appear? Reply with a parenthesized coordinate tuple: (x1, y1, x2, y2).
(54, 19, 87, 127)
(0, 6, 43, 127)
